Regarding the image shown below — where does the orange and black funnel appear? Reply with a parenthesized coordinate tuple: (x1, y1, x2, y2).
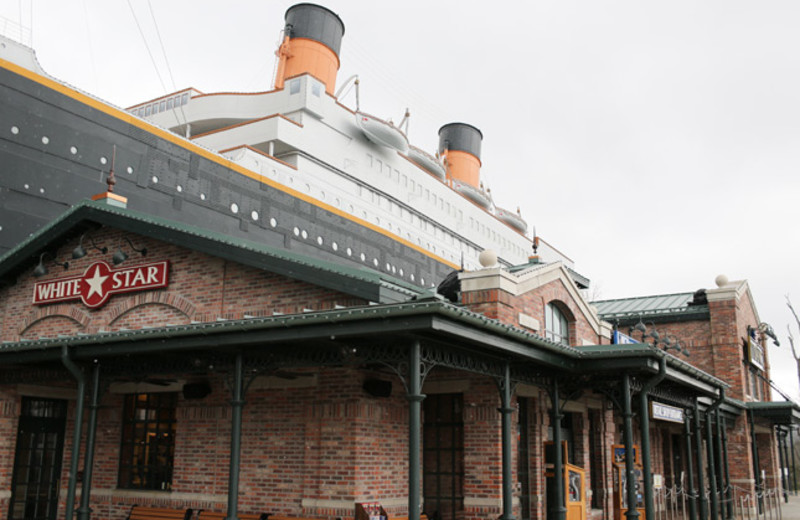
(275, 3, 345, 95)
(438, 123, 483, 188)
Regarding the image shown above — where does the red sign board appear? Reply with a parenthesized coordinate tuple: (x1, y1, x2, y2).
(32, 260, 170, 309)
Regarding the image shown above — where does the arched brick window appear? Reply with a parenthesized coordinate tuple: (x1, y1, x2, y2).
(545, 301, 570, 346)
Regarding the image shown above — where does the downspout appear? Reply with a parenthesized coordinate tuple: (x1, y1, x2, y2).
(639, 356, 667, 520)
(408, 340, 424, 520)
(622, 374, 640, 520)
(791, 426, 797, 495)
(706, 388, 725, 520)
(550, 378, 566, 520)
(778, 428, 788, 503)
(713, 409, 726, 517)
(498, 363, 515, 520)
(76, 362, 101, 520)
(61, 345, 86, 520)
(226, 352, 245, 520)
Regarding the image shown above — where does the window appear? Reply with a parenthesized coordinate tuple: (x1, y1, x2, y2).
(118, 393, 177, 490)
(545, 302, 569, 346)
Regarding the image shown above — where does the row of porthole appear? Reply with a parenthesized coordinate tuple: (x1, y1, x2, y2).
(10, 125, 136, 175)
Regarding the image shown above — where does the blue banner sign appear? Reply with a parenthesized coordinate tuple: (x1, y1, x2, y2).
(613, 330, 638, 345)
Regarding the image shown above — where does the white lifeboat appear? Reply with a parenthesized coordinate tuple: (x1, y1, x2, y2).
(495, 206, 528, 234)
(355, 111, 409, 153)
(452, 179, 491, 209)
(407, 145, 446, 180)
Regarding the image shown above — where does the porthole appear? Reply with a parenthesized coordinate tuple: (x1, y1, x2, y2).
(127, 166, 134, 174)
(320, 191, 326, 200)
(346, 247, 352, 256)
(251, 210, 259, 221)
(200, 193, 206, 201)
(411, 274, 416, 282)
(100, 156, 108, 165)
(301, 229, 308, 239)
(392, 266, 397, 274)
(332, 242, 338, 251)
(421, 278, 426, 285)
(293, 227, 300, 236)
(373, 258, 379, 267)
(230, 203, 239, 214)
(305, 184, 311, 193)
(360, 253, 366, 262)
(316, 236, 323, 245)
(39, 188, 45, 194)
(269, 217, 277, 227)
(70, 146, 78, 155)
(41, 136, 49, 144)
(23, 184, 29, 190)
(151, 176, 159, 184)
(10, 126, 19, 135)
(385, 263, 391, 271)
(0, 225, 3, 231)
(176, 185, 183, 192)
(399, 268, 404, 276)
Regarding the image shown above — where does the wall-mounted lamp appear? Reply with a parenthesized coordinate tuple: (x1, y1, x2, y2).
(33, 251, 69, 277)
(72, 233, 108, 259)
(112, 237, 147, 265)
(748, 323, 780, 347)
(629, 318, 690, 357)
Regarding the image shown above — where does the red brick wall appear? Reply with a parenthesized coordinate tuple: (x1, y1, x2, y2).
(0, 228, 367, 343)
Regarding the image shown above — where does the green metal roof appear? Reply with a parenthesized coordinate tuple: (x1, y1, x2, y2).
(747, 400, 800, 425)
(593, 292, 708, 322)
(0, 199, 423, 304)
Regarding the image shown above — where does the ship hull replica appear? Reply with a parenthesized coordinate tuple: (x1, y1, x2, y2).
(0, 3, 580, 291)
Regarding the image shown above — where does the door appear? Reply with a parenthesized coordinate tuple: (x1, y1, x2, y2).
(423, 393, 464, 520)
(8, 397, 68, 520)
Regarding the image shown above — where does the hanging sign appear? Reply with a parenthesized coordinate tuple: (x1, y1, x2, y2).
(748, 331, 765, 371)
(650, 401, 684, 423)
(32, 260, 169, 309)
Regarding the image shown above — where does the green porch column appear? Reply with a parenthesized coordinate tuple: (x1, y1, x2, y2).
(638, 358, 666, 520)
(684, 409, 698, 520)
(622, 374, 640, 520)
(76, 362, 101, 520)
(720, 417, 732, 520)
(499, 363, 516, 520)
(62, 346, 86, 520)
(694, 400, 708, 520)
(408, 340, 424, 520)
(706, 412, 719, 520)
(748, 410, 762, 514)
(226, 353, 245, 520)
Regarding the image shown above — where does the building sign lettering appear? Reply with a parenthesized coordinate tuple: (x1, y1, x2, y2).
(651, 401, 684, 423)
(32, 260, 169, 309)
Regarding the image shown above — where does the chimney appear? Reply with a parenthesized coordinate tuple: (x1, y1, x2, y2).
(275, 3, 345, 95)
(438, 122, 483, 188)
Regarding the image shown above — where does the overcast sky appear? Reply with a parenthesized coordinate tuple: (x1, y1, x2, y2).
(2, 1, 799, 398)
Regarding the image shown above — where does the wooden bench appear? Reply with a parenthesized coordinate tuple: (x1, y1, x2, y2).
(196, 511, 268, 520)
(127, 506, 193, 520)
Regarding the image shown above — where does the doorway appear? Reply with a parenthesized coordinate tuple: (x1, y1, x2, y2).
(8, 397, 68, 520)
(423, 393, 464, 520)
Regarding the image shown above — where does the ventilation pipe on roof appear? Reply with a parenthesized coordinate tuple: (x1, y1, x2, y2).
(438, 122, 483, 188)
(274, 3, 345, 95)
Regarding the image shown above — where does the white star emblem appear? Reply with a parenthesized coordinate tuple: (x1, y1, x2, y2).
(84, 266, 108, 299)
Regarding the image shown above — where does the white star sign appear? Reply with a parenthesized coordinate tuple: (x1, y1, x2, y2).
(84, 265, 109, 299)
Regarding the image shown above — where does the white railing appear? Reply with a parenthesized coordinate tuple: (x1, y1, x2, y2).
(0, 16, 32, 46)
(650, 483, 784, 520)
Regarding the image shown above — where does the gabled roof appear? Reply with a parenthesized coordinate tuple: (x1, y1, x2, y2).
(0, 199, 422, 304)
(592, 292, 709, 323)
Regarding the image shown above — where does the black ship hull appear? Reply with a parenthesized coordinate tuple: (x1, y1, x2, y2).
(0, 61, 454, 288)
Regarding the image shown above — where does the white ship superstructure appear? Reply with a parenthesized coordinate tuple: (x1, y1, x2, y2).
(131, 4, 573, 273)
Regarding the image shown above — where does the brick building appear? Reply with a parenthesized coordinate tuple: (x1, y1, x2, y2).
(1, 192, 794, 520)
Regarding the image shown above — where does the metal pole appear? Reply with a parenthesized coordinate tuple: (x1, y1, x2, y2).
(720, 417, 733, 520)
(499, 363, 515, 520)
(791, 426, 797, 495)
(781, 429, 790, 503)
(408, 340, 424, 520)
(695, 400, 708, 520)
(226, 353, 245, 520)
(639, 358, 666, 520)
(61, 345, 86, 520)
(623, 374, 640, 520)
(76, 362, 101, 520)
(749, 410, 763, 515)
(550, 378, 566, 520)
(706, 410, 719, 520)
(685, 409, 698, 520)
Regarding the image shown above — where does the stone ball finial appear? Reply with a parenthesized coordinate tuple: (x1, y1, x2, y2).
(715, 274, 729, 288)
(478, 249, 497, 268)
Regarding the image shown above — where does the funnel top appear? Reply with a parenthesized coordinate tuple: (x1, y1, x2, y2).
(284, 3, 346, 56)
(438, 122, 483, 159)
